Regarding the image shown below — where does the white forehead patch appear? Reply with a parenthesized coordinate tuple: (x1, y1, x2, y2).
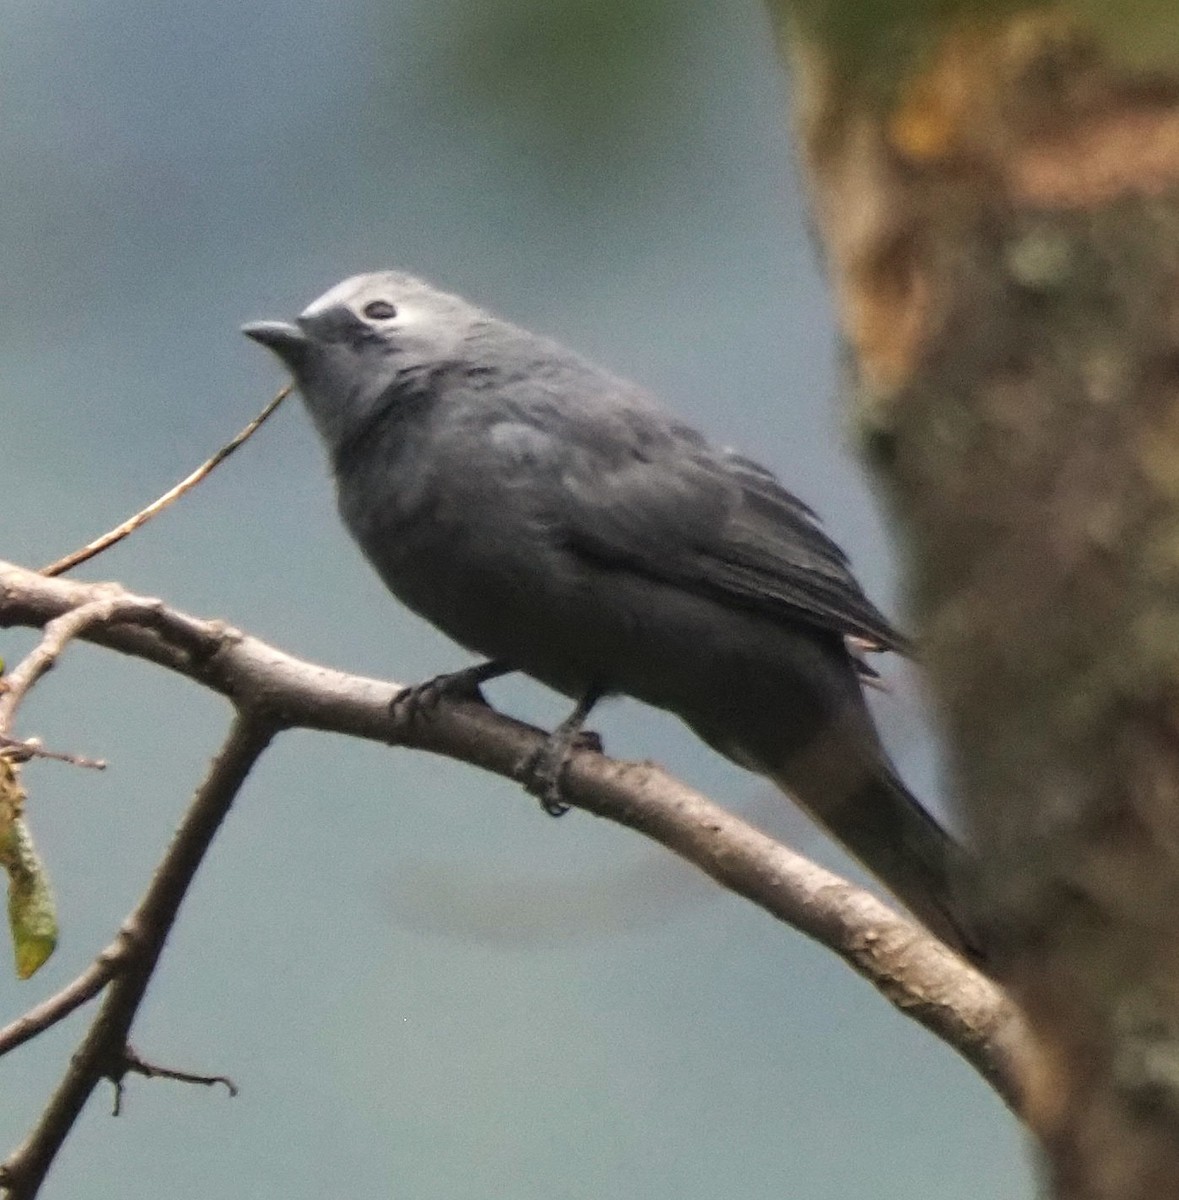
(299, 274, 375, 320)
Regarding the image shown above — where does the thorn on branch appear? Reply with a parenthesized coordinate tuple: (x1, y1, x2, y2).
(109, 1045, 239, 1115)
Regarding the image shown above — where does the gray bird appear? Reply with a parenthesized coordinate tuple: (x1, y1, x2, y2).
(243, 271, 979, 961)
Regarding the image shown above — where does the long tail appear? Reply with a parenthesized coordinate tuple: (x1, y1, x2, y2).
(769, 762, 986, 967)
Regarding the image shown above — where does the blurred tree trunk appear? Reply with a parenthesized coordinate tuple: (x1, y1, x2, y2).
(771, 3, 1179, 1197)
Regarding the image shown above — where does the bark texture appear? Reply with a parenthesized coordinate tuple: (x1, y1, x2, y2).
(774, 4, 1179, 1196)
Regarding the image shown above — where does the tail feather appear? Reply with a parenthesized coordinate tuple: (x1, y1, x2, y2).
(769, 762, 985, 966)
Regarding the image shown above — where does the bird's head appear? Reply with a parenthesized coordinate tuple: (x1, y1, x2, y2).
(243, 270, 481, 452)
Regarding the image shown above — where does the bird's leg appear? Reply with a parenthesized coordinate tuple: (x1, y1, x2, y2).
(518, 687, 604, 817)
(391, 660, 513, 723)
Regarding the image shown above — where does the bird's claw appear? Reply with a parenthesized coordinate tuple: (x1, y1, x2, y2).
(516, 742, 572, 817)
(574, 730, 603, 755)
(516, 729, 603, 818)
(391, 666, 492, 724)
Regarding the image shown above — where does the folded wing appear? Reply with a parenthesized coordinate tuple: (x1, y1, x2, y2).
(544, 413, 906, 655)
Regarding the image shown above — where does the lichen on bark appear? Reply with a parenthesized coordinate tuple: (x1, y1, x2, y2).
(773, 3, 1179, 1195)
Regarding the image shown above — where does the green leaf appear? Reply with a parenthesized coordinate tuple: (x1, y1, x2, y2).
(0, 759, 57, 979)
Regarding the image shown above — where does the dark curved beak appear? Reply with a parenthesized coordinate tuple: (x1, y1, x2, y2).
(242, 320, 309, 368)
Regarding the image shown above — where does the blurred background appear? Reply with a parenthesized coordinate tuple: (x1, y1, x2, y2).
(0, 0, 1028, 1196)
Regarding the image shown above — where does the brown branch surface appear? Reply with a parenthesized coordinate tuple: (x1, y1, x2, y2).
(0, 558, 1024, 1113)
(774, 3, 1179, 1195)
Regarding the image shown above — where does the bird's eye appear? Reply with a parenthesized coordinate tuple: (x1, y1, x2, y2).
(362, 299, 398, 320)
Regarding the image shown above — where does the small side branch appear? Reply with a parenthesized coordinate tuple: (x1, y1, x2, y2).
(112, 1046, 238, 1115)
(0, 711, 277, 1200)
(0, 950, 125, 1057)
(0, 594, 170, 762)
(0, 600, 124, 728)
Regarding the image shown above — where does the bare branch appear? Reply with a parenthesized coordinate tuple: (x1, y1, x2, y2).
(38, 385, 290, 579)
(0, 738, 104, 770)
(567, 756, 1024, 1108)
(0, 711, 276, 1200)
(0, 596, 161, 735)
(0, 557, 1026, 1110)
(0, 593, 170, 779)
(114, 1046, 238, 1112)
(0, 937, 133, 1057)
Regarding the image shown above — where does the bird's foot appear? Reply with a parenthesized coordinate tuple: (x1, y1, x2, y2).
(516, 691, 604, 817)
(391, 660, 511, 724)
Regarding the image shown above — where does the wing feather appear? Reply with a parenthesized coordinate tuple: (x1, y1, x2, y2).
(536, 413, 907, 653)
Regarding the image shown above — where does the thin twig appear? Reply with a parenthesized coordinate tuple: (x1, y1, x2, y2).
(0, 597, 152, 734)
(0, 711, 277, 1199)
(0, 595, 169, 779)
(0, 936, 134, 1057)
(39, 385, 290, 578)
(0, 736, 105, 770)
(117, 1045, 238, 1111)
